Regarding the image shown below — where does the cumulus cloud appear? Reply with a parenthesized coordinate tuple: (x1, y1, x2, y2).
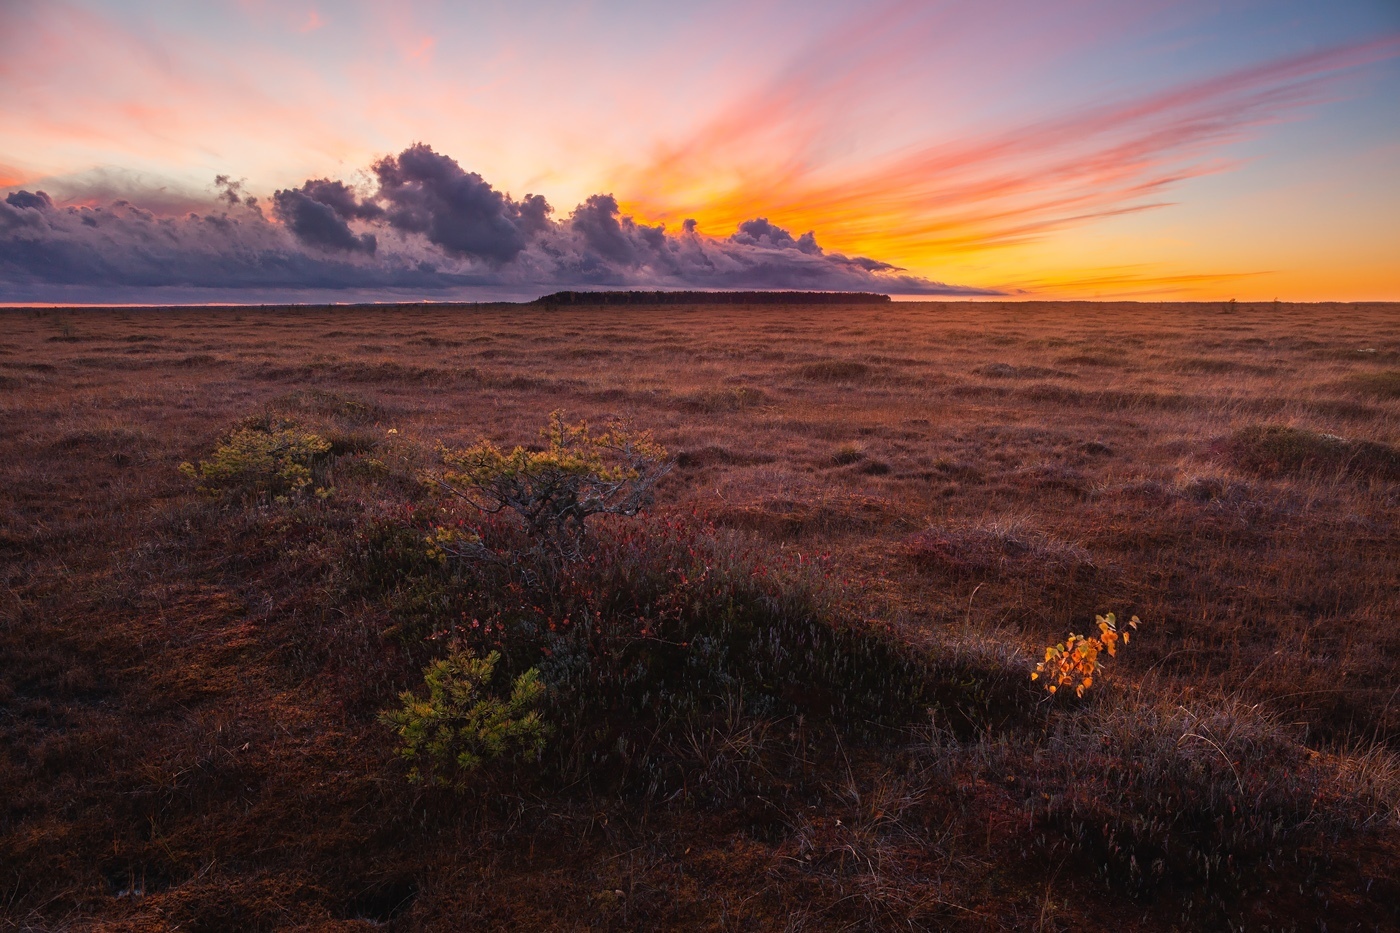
(5, 190, 53, 212)
(0, 143, 1000, 302)
(272, 179, 379, 254)
(371, 143, 544, 263)
(730, 218, 821, 255)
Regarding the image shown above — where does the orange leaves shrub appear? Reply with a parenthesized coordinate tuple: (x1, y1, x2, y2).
(1031, 613, 1138, 697)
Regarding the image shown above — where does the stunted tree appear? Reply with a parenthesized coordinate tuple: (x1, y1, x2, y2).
(434, 410, 671, 549)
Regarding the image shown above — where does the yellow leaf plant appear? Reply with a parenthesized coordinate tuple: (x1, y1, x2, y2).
(1031, 613, 1140, 698)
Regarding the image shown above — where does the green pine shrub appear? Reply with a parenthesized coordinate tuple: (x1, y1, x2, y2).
(381, 648, 549, 788)
(181, 416, 332, 500)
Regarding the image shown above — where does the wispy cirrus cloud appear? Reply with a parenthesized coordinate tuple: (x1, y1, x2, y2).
(997, 267, 1272, 300)
(619, 28, 1400, 271)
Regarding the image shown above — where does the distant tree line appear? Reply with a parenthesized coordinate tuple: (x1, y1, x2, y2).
(530, 290, 891, 306)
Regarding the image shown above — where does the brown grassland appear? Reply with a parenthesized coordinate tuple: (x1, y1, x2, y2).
(1, 300, 1398, 931)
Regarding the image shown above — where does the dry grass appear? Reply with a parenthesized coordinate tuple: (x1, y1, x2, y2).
(2, 300, 1399, 931)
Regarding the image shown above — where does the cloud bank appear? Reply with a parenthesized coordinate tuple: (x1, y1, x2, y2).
(0, 145, 995, 303)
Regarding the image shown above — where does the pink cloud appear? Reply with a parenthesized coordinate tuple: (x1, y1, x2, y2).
(299, 8, 326, 33)
(620, 24, 1400, 261)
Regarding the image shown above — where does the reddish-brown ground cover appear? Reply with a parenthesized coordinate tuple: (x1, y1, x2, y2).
(1, 300, 1398, 930)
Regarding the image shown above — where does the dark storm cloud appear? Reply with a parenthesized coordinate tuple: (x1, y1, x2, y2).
(5, 190, 53, 211)
(372, 143, 546, 263)
(516, 193, 553, 238)
(299, 179, 384, 221)
(272, 180, 379, 254)
(830, 254, 900, 273)
(1, 190, 53, 234)
(0, 195, 483, 291)
(568, 194, 669, 267)
(0, 144, 1002, 301)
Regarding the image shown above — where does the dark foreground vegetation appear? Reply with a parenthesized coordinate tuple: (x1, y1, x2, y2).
(1, 300, 1398, 931)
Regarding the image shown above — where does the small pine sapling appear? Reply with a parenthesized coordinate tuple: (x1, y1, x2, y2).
(181, 419, 332, 500)
(382, 648, 549, 787)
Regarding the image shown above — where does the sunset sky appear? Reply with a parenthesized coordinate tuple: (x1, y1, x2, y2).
(2, 0, 1398, 303)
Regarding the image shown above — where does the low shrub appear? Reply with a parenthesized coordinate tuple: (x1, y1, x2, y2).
(181, 417, 332, 500)
(382, 648, 549, 788)
(372, 511, 931, 791)
(1031, 613, 1137, 698)
(434, 410, 671, 547)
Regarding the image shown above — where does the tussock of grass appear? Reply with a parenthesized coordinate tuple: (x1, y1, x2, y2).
(793, 360, 871, 381)
(1055, 352, 1121, 367)
(1173, 356, 1276, 375)
(830, 442, 865, 466)
(905, 520, 1094, 581)
(1027, 693, 1398, 894)
(1224, 424, 1400, 481)
(673, 445, 774, 469)
(976, 362, 1074, 379)
(676, 385, 769, 413)
(1347, 369, 1400, 399)
(256, 359, 470, 385)
(712, 492, 899, 538)
(275, 388, 388, 424)
(49, 426, 156, 465)
(1176, 473, 1256, 504)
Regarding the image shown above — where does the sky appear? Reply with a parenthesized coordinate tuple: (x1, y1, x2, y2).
(1, 0, 1398, 303)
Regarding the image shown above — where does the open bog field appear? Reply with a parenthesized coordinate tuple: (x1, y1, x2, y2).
(2, 300, 1399, 931)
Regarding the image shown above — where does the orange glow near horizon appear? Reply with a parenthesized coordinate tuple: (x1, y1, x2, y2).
(612, 37, 1400, 301)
